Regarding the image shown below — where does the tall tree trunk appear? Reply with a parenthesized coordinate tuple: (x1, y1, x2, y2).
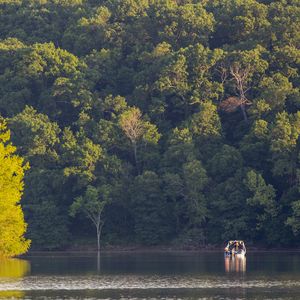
(133, 141, 139, 174)
(97, 250, 101, 272)
(96, 219, 104, 252)
(240, 103, 248, 123)
(96, 226, 101, 252)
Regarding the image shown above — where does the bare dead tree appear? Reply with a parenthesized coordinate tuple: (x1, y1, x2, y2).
(230, 65, 251, 97)
(217, 62, 228, 86)
(219, 96, 243, 112)
(230, 64, 253, 122)
(120, 108, 145, 172)
(219, 95, 251, 119)
(219, 63, 252, 122)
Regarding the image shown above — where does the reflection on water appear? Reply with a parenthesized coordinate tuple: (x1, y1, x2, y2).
(0, 258, 30, 278)
(0, 291, 25, 299)
(224, 256, 246, 273)
(0, 252, 300, 299)
(0, 258, 30, 299)
(97, 251, 100, 273)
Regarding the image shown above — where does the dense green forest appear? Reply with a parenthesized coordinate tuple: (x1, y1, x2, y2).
(0, 0, 299, 250)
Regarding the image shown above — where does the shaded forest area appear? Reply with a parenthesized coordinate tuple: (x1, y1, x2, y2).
(0, 0, 300, 250)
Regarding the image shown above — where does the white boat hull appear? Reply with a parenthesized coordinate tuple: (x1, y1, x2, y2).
(224, 249, 246, 257)
(235, 250, 246, 258)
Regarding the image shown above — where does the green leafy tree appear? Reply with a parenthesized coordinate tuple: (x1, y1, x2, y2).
(270, 45, 300, 80)
(189, 100, 222, 158)
(184, 44, 224, 102)
(10, 107, 69, 250)
(271, 111, 300, 180)
(70, 185, 111, 251)
(62, 6, 114, 56)
(286, 200, 300, 236)
(240, 119, 270, 171)
(208, 0, 270, 47)
(155, 53, 190, 120)
(62, 128, 103, 187)
(0, 40, 86, 125)
(207, 171, 250, 243)
(190, 100, 221, 139)
(244, 170, 278, 242)
(208, 145, 243, 182)
(119, 107, 160, 172)
(163, 172, 184, 234)
(147, 2, 215, 48)
(162, 127, 196, 173)
(130, 171, 172, 244)
(0, 0, 84, 45)
(10, 106, 61, 165)
(269, 1, 300, 48)
(182, 160, 209, 237)
(258, 73, 293, 112)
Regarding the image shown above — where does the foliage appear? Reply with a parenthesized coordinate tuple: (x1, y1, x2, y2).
(130, 171, 172, 245)
(70, 185, 111, 250)
(0, 0, 300, 248)
(0, 120, 30, 257)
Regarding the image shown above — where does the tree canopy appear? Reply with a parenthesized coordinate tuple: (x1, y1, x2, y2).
(0, 120, 30, 257)
(0, 0, 300, 249)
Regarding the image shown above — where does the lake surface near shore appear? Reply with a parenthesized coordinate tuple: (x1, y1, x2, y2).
(1, 251, 300, 299)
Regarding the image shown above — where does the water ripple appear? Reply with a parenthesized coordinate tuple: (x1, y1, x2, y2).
(1, 275, 300, 291)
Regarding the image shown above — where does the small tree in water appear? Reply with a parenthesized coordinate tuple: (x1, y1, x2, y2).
(70, 185, 110, 251)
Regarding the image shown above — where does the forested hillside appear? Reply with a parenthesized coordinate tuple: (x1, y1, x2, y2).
(0, 0, 299, 249)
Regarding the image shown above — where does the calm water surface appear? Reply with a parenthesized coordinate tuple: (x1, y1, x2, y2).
(0, 252, 300, 299)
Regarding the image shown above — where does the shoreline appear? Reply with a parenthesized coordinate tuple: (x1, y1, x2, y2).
(24, 244, 300, 255)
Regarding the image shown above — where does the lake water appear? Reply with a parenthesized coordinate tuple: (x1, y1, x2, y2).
(1, 251, 300, 299)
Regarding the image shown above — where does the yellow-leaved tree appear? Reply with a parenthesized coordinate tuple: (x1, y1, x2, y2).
(0, 119, 30, 257)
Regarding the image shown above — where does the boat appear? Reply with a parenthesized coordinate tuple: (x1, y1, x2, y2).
(224, 240, 246, 257)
